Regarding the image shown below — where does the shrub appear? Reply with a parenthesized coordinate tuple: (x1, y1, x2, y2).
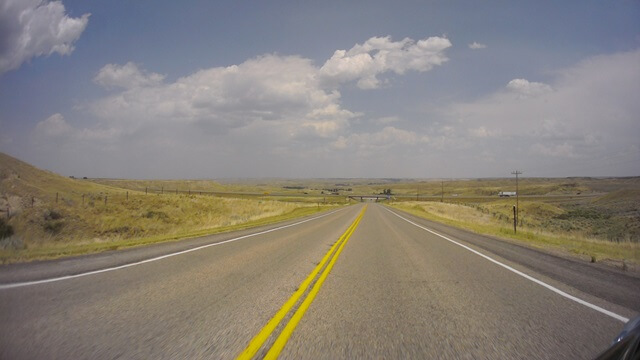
(44, 220, 64, 234)
(0, 218, 14, 239)
(44, 209, 63, 220)
(555, 208, 609, 220)
(144, 210, 169, 221)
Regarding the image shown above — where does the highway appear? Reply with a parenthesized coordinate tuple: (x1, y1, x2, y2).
(1, 203, 638, 359)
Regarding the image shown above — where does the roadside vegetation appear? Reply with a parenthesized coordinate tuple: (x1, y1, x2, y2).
(0, 153, 341, 263)
(2, 151, 638, 266)
(352, 177, 639, 198)
(389, 191, 640, 266)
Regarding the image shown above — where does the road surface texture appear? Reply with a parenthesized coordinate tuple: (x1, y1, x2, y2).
(1, 203, 638, 359)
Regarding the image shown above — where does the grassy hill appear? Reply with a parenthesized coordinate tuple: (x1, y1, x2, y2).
(2, 152, 638, 266)
(88, 178, 228, 194)
(0, 153, 335, 263)
(0, 152, 125, 206)
(389, 186, 640, 266)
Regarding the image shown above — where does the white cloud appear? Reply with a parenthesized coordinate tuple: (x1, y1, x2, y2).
(506, 78, 552, 97)
(332, 126, 429, 154)
(375, 116, 401, 124)
(94, 62, 165, 89)
(332, 136, 348, 150)
(468, 126, 500, 138)
(35, 113, 120, 143)
(30, 35, 457, 177)
(88, 54, 358, 138)
(76, 36, 450, 155)
(468, 42, 487, 49)
(0, 0, 89, 74)
(431, 49, 640, 174)
(320, 36, 452, 89)
(530, 143, 576, 158)
(35, 113, 73, 137)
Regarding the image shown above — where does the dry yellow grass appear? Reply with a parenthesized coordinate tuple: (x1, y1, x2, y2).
(3, 193, 334, 263)
(389, 201, 640, 265)
(0, 153, 339, 263)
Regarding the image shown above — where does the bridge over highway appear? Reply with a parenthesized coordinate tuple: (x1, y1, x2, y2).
(348, 195, 391, 202)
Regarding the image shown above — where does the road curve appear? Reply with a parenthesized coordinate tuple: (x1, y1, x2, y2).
(1, 203, 638, 359)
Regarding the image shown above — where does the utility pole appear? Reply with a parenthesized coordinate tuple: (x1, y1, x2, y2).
(511, 170, 523, 227)
(416, 187, 419, 201)
(441, 180, 444, 203)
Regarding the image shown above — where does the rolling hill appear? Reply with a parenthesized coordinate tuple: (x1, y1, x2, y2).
(0, 153, 330, 263)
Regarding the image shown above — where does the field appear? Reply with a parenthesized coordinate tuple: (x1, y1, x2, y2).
(388, 186, 640, 266)
(0, 153, 342, 263)
(2, 152, 639, 266)
(286, 176, 639, 266)
(84, 176, 640, 267)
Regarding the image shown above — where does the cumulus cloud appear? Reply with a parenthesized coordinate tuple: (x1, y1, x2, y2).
(320, 36, 451, 89)
(35, 113, 73, 136)
(32, 35, 456, 177)
(468, 42, 487, 49)
(468, 126, 500, 138)
(530, 143, 576, 158)
(506, 78, 552, 97)
(435, 49, 640, 171)
(332, 126, 429, 155)
(35, 113, 120, 143)
(88, 54, 358, 138)
(374, 116, 401, 124)
(0, 0, 89, 74)
(77, 36, 450, 150)
(23, 33, 640, 178)
(94, 62, 165, 89)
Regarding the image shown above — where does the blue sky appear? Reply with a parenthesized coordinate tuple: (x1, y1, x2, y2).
(1, 0, 639, 179)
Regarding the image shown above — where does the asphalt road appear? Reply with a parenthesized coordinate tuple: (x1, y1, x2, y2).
(1, 203, 638, 359)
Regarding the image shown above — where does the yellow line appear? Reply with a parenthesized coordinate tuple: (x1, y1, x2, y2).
(263, 206, 366, 359)
(236, 206, 367, 360)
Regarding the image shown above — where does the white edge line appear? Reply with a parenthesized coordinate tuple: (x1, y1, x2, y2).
(0, 207, 348, 290)
(384, 207, 630, 323)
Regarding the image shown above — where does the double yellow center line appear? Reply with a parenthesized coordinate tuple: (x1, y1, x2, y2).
(237, 205, 367, 360)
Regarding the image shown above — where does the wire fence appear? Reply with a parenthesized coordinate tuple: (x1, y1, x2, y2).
(2, 187, 348, 220)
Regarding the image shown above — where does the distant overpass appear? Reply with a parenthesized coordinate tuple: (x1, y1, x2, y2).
(348, 195, 391, 202)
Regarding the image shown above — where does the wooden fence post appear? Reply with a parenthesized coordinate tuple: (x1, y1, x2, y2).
(513, 205, 517, 234)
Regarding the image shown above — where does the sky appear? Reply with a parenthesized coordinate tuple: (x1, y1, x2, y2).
(1, 0, 639, 179)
